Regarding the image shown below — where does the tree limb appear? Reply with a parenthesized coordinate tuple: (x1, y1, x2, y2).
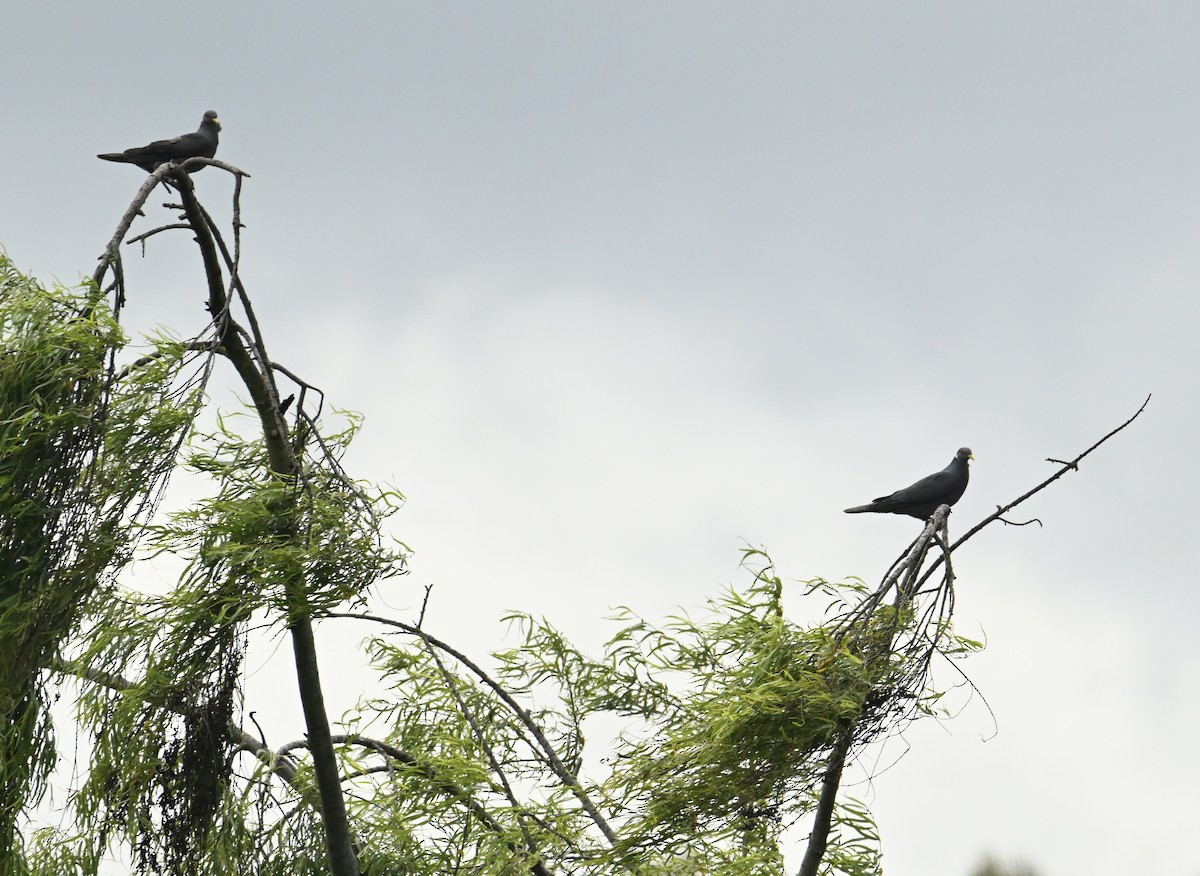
(166, 165, 360, 876)
(796, 725, 854, 876)
(914, 394, 1151, 591)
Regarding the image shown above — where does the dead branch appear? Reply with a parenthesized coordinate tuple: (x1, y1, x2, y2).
(915, 394, 1151, 591)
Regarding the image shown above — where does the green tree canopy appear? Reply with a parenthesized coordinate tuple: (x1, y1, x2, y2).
(0, 161, 1143, 876)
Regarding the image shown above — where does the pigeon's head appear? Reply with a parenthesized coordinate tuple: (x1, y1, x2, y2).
(956, 447, 974, 462)
(202, 110, 221, 131)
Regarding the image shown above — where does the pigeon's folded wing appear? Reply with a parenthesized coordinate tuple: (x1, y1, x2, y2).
(98, 110, 221, 173)
(844, 447, 973, 520)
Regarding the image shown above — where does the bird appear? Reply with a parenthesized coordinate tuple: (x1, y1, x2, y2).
(844, 447, 974, 520)
(97, 110, 221, 173)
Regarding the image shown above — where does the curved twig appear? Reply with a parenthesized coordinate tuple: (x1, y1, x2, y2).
(328, 611, 621, 846)
(126, 223, 193, 246)
(998, 515, 1042, 528)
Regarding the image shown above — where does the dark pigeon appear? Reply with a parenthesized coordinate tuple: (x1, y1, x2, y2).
(98, 110, 221, 173)
(844, 447, 974, 519)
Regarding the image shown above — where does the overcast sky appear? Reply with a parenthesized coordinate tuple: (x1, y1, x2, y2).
(5, 3, 1197, 874)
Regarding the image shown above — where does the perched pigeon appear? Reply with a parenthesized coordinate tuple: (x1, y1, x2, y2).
(844, 447, 974, 519)
(98, 110, 221, 173)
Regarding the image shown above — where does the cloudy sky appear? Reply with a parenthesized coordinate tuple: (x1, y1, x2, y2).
(5, 3, 1197, 874)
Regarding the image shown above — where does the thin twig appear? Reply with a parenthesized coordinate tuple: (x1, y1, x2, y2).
(126, 224, 193, 246)
(110, 341, 218, 382)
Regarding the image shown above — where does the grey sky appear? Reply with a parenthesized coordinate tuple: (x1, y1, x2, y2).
(5, 3, 1197, 874)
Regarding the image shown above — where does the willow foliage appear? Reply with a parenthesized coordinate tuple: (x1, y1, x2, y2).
(0, 224, 997, 875)
(0, 250, 407, 874)
(346, 554, 918, 875)
(54, 408, 406, 873)
(0, 246, 970, 876)
(0, 254, 194, 865)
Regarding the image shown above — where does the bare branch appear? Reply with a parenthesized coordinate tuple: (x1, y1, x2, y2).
(126, 223, 193, 246)
(91, 159, 249, 298)
(915, 394, 1151, 591)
